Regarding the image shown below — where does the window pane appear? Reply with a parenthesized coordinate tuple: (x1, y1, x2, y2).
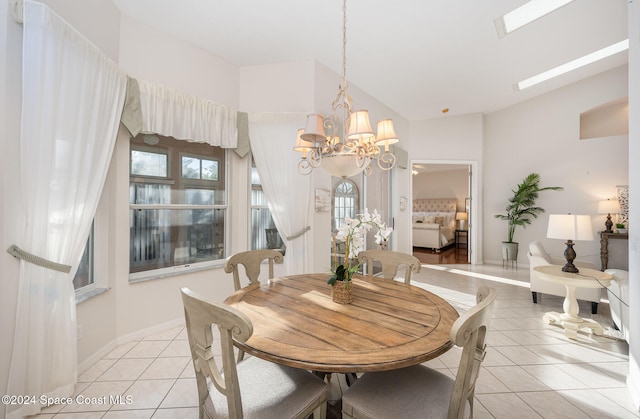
(73, 228, 93, 290)
(202, 159, 218, 181)
(186, 188, 215, 205)
(182, 156, 200, 179)
(251, 208, 281, 250)
(250, 157, 282, 251)
(130, 183, 171, 204)
(131, 150, 167, 177)
(130, 208, 226, 273)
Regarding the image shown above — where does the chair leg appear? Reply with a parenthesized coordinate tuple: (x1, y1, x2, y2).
(531, 291, 538, 304)
(591, 302, 598, 314)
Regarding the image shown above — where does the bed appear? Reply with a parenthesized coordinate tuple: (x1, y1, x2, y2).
(412, 198, 457, 251)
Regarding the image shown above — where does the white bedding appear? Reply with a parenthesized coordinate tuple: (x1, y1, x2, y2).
(412, 211, 456, 249)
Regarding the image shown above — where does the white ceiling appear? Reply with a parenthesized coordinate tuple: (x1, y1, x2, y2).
(111, 0, 628, 120)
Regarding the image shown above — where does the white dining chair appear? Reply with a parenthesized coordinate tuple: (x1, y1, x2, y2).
(342, 286, 496, 419)
(180, 287, 328, 419)
(224, 249, 283, 291)
(357, 249, 421, 284)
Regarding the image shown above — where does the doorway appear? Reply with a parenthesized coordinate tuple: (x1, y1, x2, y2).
(410, 161, 476, 265)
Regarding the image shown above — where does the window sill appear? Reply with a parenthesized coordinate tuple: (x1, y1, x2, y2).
(76, 286, 109, 304)
(129, 259, 225, 284)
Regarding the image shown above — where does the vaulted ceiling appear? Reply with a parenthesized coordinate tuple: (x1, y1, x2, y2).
(112, 0, 628, 120)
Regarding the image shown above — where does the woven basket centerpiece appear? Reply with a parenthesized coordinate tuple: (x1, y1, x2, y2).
(332, 280, 353, 304)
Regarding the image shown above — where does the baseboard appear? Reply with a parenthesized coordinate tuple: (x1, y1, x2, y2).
(78, 317, 184, 375)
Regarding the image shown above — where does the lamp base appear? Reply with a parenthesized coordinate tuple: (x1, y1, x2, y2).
(604, 214, 613, 234)
(562, 240, 579, 274)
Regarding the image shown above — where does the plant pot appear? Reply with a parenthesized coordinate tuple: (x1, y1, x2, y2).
(332, 280, 353, 304)
(501, 242, 519, 261)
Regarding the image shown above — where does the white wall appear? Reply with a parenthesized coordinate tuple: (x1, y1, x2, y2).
(483, 65, 629, 268)
(626, 0, 639, 409)
(403, 113, 483, 259)
(413, 168, 469, 211)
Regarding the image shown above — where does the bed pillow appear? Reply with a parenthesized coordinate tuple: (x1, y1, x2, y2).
(423, 215, 436, 224)
(434, 216, 445, 226)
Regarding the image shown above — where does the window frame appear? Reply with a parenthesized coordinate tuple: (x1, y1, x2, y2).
(333, 179, 359, 231)
(129, 136, 229, 282)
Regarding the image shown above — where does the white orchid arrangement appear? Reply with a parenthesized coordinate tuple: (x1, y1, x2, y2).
(329, 209, 393, 286)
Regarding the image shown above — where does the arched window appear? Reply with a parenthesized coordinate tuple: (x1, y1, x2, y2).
(333, 179, 359, 231)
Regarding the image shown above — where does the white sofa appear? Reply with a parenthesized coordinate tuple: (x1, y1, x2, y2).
(605, 269, 629, 342)
(527, 241, 601, 314)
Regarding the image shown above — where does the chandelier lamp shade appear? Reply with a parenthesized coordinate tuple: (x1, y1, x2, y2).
(295, 0, 399, 178)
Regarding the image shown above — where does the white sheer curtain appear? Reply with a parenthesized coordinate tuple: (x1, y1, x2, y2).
(138, 80, 238, 148)
(248, 113, 312, 274)
(7, 2, 127, 417)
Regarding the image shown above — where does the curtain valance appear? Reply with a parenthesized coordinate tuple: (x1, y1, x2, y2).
(139, 80, 238, 148)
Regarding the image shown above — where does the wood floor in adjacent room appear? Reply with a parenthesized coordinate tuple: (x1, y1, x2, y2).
(413, 245, 469, 265)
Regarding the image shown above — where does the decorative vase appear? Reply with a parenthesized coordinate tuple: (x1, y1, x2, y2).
(332, 280, 353, 304)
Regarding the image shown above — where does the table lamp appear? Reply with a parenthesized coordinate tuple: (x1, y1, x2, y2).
(455, 212, 468, 230)
(597, 199, 621, 233)
(546, 214, 593, 273)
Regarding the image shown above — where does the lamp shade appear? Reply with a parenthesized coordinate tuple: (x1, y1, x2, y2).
(300, 114, 327, 144)
(347, 110, 375, 143)
(375, 119, 399, 150)
(547, 214, 593, 241)
(293, 128, 313, 157)
(456, 212, 468, 221)
(597, 199, 621, 214)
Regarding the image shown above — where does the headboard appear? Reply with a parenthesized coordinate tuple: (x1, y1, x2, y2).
(413, 198, 457, 213)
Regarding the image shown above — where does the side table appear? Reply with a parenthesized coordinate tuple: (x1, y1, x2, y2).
(455, 229, 468, 257)
(533, 265, 612, 339)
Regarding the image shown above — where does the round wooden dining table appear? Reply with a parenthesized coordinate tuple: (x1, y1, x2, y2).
(223, 273, 459, 373)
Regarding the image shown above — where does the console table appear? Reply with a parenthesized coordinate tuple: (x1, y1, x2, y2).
(599, 231, 628, 271)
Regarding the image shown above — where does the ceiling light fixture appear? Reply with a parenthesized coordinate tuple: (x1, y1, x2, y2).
(495, 0, 574, 37)
(516, 39, 629, 91)
(294, 0, 399, 178)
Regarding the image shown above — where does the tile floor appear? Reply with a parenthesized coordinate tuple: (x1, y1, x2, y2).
(30, 264, 638, 418)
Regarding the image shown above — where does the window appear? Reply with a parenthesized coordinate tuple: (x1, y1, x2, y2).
(73, 224, 94, 291)
(250, 155, 283, 251)
(333, 179, 358, 231)
(129, 134, 227, 278)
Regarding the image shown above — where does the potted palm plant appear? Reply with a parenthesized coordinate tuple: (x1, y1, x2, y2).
(495, 173, 563, 262)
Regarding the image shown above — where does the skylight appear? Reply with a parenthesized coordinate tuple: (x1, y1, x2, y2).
(495, 0, 574, 37)
(516, 39, 629, 91)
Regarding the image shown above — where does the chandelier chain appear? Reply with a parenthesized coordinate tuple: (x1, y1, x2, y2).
(341, 0, 347, 86)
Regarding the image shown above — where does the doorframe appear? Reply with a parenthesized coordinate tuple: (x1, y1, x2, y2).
(409, 159, 480, 265)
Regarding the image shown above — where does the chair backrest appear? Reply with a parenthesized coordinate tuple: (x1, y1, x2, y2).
(448, 286, 497, 419)
(181, 287, 253, 418)
(357, 250, 421, 284)
(224, 249, 284, 291)
(528, 240, 552, 265)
